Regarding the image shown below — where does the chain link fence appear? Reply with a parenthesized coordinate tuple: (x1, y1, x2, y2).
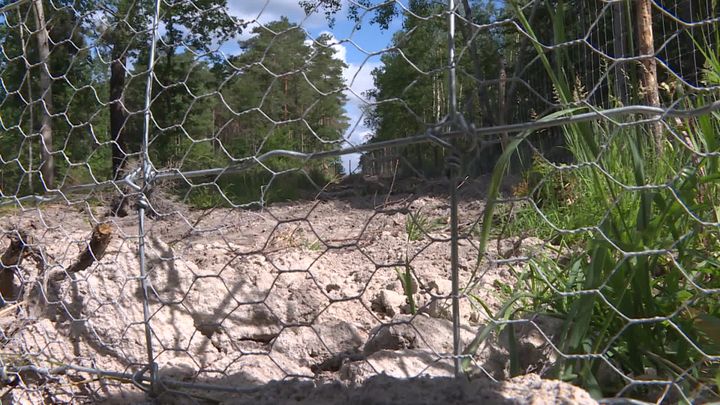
(1, 0, 719, 403)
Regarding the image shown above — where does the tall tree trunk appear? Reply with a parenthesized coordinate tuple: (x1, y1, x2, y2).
(636, 0, 662, 152)
(498, 58, 508, 147)
(110, 45, 128, 180)
(19, 9, 34, 192)
(612, 0, 629, 105)
(460, 0, 493, 127)
(284, 77, 289, 121)
(32, 0, 54, 189)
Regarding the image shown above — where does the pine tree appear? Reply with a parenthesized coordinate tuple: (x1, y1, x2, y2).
(94, 0, 239, 180)
(0, 0, 96, 193)
(217, 18, 347, 164)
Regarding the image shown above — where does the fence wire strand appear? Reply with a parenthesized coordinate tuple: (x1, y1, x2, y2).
(0, 0, 719, 403)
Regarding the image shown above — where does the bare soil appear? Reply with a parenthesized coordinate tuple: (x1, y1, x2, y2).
(0, 186, 596, 404)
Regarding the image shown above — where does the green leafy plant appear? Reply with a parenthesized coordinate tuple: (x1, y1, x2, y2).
(395, 264, 417, 315)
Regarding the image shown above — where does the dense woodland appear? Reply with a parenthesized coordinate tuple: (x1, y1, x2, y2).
(354, 0, 719, 176)
(0, 0, 347, 204)
(0, 0, 717, 200)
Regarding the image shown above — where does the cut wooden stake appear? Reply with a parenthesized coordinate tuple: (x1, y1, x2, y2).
(66, 223, 113, 274)
(0, 231, 37, 302)
(46, 223, 114, 296)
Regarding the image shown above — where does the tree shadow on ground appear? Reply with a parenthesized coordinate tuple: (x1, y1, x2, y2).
(95, 369, 579, 405)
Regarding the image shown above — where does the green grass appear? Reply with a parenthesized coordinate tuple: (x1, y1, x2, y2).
(405, 208, 444, 241)
(184, 160, 336, 209)
(395, 265, 417, 315)
(462, 3, 720, 401)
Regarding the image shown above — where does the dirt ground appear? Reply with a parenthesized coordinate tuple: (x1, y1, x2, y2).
(0, 183, 597, 404)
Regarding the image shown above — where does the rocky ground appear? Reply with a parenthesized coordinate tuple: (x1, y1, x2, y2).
(0, 182, 596, 404)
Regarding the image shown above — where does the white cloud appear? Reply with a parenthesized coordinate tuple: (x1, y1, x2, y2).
(320, 31, 347, 61)
(228, 0, 332, 28)
(303, 31, 346, 61)
(344, 60, 381, 107)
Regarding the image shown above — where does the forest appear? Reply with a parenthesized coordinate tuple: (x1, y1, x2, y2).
(0, 0, 717, 201)
(0, 0, 348, 205)
(1, 0, 720, 400)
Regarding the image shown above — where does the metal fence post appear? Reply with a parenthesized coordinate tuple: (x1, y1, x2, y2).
(446, 0, 462, 379)
(135, 0, 163, 397)
(1, 1, 719, 401)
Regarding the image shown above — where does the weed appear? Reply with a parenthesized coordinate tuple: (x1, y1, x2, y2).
(462, 4, 720, 401)
(401, 208, 443, 314)
(395, 264, 416, 315)
(405, 208, 443, 241)
(306, 239, 323, 251)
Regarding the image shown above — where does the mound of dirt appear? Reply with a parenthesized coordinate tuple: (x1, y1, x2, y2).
(0, 194, 593, 404)
(199, 374, 596, 405)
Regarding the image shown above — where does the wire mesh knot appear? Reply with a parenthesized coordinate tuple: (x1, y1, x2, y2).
(136, 194, 150, 210)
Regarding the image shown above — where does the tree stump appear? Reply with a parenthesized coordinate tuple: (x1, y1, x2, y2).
(66, 223, 113, 274)
(1, 231, 35, 303)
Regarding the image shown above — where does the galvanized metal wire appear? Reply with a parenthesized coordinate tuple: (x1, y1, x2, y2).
(0, 0, 718, 403)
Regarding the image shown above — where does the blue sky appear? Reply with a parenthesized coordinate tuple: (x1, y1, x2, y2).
(223, 0, 404, 173)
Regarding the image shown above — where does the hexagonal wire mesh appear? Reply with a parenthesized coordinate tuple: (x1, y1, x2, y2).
(0, 0, 719, 403)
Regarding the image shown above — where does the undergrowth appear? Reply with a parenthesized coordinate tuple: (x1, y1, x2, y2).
(464, 5, 720, 402)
